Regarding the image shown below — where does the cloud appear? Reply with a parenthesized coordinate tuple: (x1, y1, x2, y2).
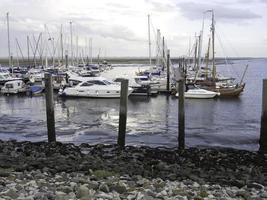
(73, 22, 145, 43)
(177, 2, 261, 22)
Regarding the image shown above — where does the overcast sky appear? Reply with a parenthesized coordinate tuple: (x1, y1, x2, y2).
(0, 0, 266, 58)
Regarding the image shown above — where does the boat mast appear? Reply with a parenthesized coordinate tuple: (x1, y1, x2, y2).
(156, 29, 161, 66)
(148, 14, 152, 66)
(27, 36, 30, 65)
(7, 12, 12, 68)
(60, 24, 64, 64)
(162, 36, 165, 70)
(90, 38, 93, 64)
(76, 36, 79, 65)
(205, 37, 211, 78)
(193, 33, 198, 70)
(211, 10, 216, 80)
(70, 21, 73, 66)
(197, 13, 205, 70)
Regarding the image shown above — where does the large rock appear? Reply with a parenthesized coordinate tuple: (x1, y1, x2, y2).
(3, 188, 19, 199)
(76, 184, 90, 199)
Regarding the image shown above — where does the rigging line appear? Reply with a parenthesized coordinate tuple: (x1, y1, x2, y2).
(216, 24, 240, 58)
(215, 31, 240, 79)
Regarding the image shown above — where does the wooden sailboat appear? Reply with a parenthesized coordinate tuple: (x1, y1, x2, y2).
(195, 10, 247, 97)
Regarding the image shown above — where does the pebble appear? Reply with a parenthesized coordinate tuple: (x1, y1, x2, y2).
(0, 141, 266, 200)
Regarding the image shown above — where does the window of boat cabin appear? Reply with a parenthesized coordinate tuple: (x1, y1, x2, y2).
(93, 80, 106, 85)
(6, 84, 13, 88)
(80, 81, 94, 87)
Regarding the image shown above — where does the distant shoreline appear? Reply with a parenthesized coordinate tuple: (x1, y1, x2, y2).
(0, 57, 263, 66)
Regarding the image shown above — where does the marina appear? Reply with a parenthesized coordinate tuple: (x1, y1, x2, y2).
(0, 58, 265, 151)
(1, 1, 267, 199)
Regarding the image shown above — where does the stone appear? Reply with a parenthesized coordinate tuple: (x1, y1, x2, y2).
(57, 185, 72, 194)
(3, 188, 19, 199)
(136, 192, 145, 200)
(247, 182, 265, 190)
(55, 191, 68, 200)
(136, 179, 145, 187)
(33, 192, 49, 200)
(144, 189, 157, 198)
(95, 192, 114, 200)
(87, 181, 99, 190)
(236, 190, 251, 200)
(69, 182, 77, 190)
(260, 191, 267, 198)
(127, 192, 137, 200)
(76, 185, 90, 199)
(110, 182, 127, 194)
(99, 183, 110, 193)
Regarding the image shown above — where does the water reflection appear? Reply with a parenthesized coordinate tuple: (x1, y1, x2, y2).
(0, 60, 266, 150)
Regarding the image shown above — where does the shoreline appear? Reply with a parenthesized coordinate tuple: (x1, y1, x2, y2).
(0, 140, 267, 199)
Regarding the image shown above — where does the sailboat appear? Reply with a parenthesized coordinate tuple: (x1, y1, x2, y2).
(194, 10, 247, 97)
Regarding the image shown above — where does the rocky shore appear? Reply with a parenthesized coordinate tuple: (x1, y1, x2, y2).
(0, 140, 266, 199)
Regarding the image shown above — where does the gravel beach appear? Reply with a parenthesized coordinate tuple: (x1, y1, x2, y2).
(0, 140, 266, 200)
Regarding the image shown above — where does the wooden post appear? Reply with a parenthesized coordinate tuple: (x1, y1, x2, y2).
(166, 49, 170, 92)
(259, 79, 267, 153)
(178, 79, 185, 150)
(118, 79, 129, 148)
(45, 73, 56, 142)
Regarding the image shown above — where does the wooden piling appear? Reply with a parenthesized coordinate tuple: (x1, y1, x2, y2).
(178, 79, 185, 150)
(166, 49, 170, 92)
(118, 79, 129, 148)
(45, 73, 56, 142)
(259, 79, 267, 153)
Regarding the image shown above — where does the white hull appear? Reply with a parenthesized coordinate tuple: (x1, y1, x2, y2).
(176, 89, 219, 99)
(1, 88, 26, 94)
(60, 76, 133, 98)
(1, 80, 27, 94)
(62, 89, 132, 98)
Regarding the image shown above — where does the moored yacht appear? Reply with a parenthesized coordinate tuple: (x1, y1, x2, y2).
(1, 80, 27, 94)
(176, 85, 219, 99)
(59, 77, 133, 98)
(0, 69, 22, 88)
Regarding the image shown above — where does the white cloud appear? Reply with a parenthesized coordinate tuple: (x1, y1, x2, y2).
(0, 0, 266, 57)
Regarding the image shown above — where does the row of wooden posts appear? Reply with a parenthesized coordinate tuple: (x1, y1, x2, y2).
(44, 72, 185, 149)
(44, 61, 267, 153)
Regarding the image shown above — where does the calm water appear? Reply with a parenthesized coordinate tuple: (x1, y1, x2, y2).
(0, 58, 266, 151)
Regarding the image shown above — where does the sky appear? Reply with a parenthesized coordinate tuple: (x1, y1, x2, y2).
(0, 0, 266, 58)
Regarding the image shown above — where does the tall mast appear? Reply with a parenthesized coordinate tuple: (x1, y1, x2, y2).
(60, 24, 64, 63)
(7, 12, 11, 67)
(148, 14, 151, 66)
(76, 36, 79, 65)
(211, 10, 216, 80)
(70, 21, 73, 66)
(90, 38, 93, 64)
(162, 36, 165, 70)
(205, 37, 211, 78)
(27, 36, 30, 65)
(193, 33, 198, 70)
(196, 34, 201, 70)
(156, 29, 161, 66)
(197, 13, 205, 70)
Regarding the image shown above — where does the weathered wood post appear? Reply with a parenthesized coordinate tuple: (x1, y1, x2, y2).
(45, 73, 56, 142)
(178, 78, 185, 150)
(259, 79, 267, 153)
(118, 79, 129, 148)
(166, 49, 170, 92)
